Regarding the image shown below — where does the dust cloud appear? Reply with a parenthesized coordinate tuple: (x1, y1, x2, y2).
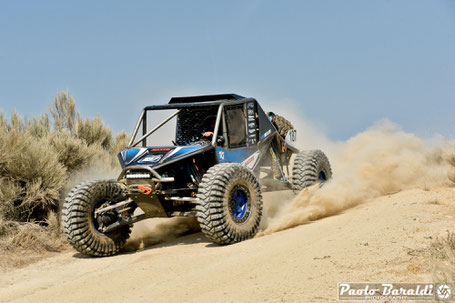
(62, 164, 120, 201)
(260, 118, 451, 235)
(123, 217, 200, 251)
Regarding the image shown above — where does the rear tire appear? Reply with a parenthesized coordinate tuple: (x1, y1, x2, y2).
(196, 163, 263, 245)
(62, 180, 131, 257)
(291, 150, 332, 193)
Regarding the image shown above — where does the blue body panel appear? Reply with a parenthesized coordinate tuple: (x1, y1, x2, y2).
(121, 148, 144, 164)
(119, 145, 207, 167)
(215, 147, 256, 163)
(165, 145, 205, 161)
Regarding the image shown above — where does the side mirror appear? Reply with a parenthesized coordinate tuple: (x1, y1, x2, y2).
(216, 136, 226, 145)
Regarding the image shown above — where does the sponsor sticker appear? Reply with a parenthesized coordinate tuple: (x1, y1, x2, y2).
(139, 154, 163, 163)
(261, 129, 272, 140)
(218, 151, 225, 160)
(287, 129, 296, 143)
(242, 151, 259, 169)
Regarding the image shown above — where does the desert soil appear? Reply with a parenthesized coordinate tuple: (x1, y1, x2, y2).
(0, 187, 454, 303)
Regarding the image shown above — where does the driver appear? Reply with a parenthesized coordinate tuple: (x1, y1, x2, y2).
(201, 116, 216, 141)
(199, 115, 226, 146)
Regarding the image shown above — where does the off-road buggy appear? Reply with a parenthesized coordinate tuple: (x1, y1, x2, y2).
(62, 94, 332, 256)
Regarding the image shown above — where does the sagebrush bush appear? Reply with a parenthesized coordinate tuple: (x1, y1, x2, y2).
(0, 113, 6, 129)
(76, 116, 112, 149)
(112, 130, 129, 155)
(0, 119, 66, 221)
(25, 114, 51, 139)
(0, 178, 22, 221)
(49, 91, 77, 133)
(0, 91, 129, 256)
(47, 131, 94, 172)
(0, 216, 66, 253)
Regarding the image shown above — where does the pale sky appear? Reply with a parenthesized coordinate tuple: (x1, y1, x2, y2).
(1, 0, 454, 140)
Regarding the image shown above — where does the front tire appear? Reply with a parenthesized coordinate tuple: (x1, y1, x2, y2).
(292, 150, 332, 193)
(196, 163, 263, 245)
(62, 180, 132, 257)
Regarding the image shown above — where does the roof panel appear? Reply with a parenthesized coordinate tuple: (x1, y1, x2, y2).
(168, 94, 245, 104)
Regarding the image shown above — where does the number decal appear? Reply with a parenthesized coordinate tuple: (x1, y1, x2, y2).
(288, 130, 297, 142)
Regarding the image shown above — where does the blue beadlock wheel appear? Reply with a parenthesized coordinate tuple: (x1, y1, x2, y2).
(196, 163, 263, 245)
(62, 180, 131, 257)
(229, 186, 250, 222)
(318, 171, 327, 182)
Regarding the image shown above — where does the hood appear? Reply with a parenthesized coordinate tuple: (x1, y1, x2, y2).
(118, 145, 208, 168)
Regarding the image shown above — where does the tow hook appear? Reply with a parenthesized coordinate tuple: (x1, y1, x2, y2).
(138, 185, 152, 195)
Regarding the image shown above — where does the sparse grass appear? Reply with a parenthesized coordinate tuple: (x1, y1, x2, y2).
(0, 91, 128, 266)
(428, 145, 455, 288)
(0, 214, 69, 270)
(426, 199, 441, 205)
(431, 232, 455, 287)
(0, 214, 65, 252)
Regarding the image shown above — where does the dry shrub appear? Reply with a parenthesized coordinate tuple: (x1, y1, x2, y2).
(47, 131, 95, 172)
(0, 91, 129, 257)
(112, 130, 129, 155)
(0, 112, 6, 129)
(0, 120, 66, 222)
(0, 215, 68, 269)
(0, 215, 65, 252)
(76, 116, 112, 149)
(0, 178, 22, 220)
(433, 232, 455, 287)
(49, 91, 77, 133)
(25, 113, 51, 139)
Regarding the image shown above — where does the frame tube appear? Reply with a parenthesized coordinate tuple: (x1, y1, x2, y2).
(128, 109, 145, 147)
(131, 110, 181, 147)
(211, 104, 224, 146)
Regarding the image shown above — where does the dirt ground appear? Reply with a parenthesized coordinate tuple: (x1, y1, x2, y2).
(0, 188, 454, 303)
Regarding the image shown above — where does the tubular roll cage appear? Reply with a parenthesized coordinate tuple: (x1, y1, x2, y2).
(119, 98, 255, 182)
(128, 98, 255, 148)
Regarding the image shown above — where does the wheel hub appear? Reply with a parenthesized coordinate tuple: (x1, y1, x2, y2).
(91, 199, 119, 234)
(319, 171, 327, 182)
(228, 186, 250, 223)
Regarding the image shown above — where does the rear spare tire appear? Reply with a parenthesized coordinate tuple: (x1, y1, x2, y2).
(196, 163, 263, 245)
(62, 180, 131, 257)
(291, 150, 332, 193)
